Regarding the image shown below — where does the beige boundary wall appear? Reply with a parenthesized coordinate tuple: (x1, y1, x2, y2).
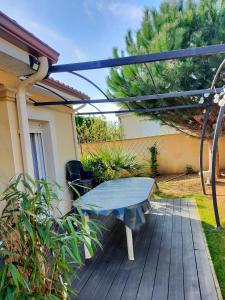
(81, 134, 225, 174)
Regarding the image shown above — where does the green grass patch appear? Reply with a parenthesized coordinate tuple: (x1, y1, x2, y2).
(194, 194, 225, 299)
(154, 191, 225, 299)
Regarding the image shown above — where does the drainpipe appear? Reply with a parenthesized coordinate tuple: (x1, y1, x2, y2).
(72, 103, 86, 160)
(16, 56, 48, 175)
(71, 113, 81, 160)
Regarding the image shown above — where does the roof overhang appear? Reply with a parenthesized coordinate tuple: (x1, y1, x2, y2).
(0, 11, 59, 64)
(43, 78, 90, 99)
(0, 36, 34, 75)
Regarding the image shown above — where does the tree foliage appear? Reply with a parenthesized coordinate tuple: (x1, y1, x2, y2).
(75, 116, 122, 144)
(149, 143, 159, 177)
(107, 0, 225, 137)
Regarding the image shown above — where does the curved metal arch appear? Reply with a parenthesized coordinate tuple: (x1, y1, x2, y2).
(199, 105, 211, 195)
(209, 58, 225, 228)
(73, 101, 103, 114)
(86, 103, 105, 117)
(211, 58, 225, 89)
(68, 71, 109, 116)
(34, 83, 74, 110)
(211, 105, 224, 228)
(69, 71, 109, 100)
(34, 83, 68, 102)
(22, 76, 69, 104)
(35, 80, 106, 117)
(69, 68, 161, 113)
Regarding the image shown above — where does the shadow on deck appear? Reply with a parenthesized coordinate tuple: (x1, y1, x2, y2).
(72, 198, 220, 300)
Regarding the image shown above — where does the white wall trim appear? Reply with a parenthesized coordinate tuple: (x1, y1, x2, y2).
(0, 37, 30, 66)
(27, 107, 59, 183)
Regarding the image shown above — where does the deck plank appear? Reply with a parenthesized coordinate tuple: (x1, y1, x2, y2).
(120, 214, 157, 300)
(181, 198, 192, 233)
(183, 249, 201, 300)
(105, 220, 148, 300)
(76, 226, 124, 300)
(188, 199, 205, 250)
(151, 199, 173, 300)
(90, 246, 126, 300)
(180, 199, 194, 252)
(172, 198, 182, 233)
(135, 201, 168, 300)
(195, 249, 218, 300)
(151, 247, 171, 300)
(73, 198, 220, 300)
(73, 221, 121, 293)
(135, 240, 162, 300)
(136, 199, 169, 300)
(168, 245, 184, 300)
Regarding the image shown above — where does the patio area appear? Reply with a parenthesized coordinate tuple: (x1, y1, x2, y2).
(73, 198, 220, 300)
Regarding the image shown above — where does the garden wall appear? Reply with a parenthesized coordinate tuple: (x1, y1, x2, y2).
(80, 133, 225, 174)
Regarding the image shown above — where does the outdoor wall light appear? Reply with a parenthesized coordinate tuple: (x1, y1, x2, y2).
(29, 55, 40, 71)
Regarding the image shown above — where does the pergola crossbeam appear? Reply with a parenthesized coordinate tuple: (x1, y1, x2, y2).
(75, 103, 211, 116)
(49, 44, 225, 73)
(34, 87, 223, 107)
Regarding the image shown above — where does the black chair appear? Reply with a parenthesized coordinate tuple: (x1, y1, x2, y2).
(66, 160, 95, 198)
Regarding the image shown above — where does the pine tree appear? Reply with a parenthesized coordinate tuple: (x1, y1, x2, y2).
(107, 0, 225, 138)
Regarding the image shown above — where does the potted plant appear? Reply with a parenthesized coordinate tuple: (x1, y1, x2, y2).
(0, 174, 100, 299)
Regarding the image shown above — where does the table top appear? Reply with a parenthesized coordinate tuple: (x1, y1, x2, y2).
(73, 177, 155, 212)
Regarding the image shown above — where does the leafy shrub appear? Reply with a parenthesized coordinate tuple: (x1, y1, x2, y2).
(0, 174, 100, 299)
(149, 143, 159, 177)
(82, 147, 144, 183)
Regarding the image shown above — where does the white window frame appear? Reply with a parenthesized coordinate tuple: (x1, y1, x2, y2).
(28, 108, 59, 183)
(30, 124, 46, 180)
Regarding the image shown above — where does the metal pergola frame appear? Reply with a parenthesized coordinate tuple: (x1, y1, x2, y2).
(74, 103, 211, 115)
(211, 105, 224, 227)
(35, 87, 223, 107)
(40, 43, 225, 228)
(49, 44, 225, 73)
(199, 105, 212, 195)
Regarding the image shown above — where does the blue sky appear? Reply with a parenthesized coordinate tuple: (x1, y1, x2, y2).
(0, 0, 162, 120)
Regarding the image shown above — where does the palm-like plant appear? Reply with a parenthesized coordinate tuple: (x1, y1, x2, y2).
(0, 174, 100, 299)
(82, 147, 144, 183)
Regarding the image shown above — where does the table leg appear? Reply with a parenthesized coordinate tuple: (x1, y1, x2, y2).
(84, 214, 92, 259)
(145, 196, 152, 215)
(144, 209, 151, 215)
(125, 225, 134, 260)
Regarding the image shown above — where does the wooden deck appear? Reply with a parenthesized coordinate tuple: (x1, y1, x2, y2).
(73, 198, 220, 300)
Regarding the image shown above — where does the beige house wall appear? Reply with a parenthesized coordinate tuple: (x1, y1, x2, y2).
(0, 70, 20, 89)
(0, 70, 78, 215)
(0, 101, 21, 186)
(81, 134, 225, 174)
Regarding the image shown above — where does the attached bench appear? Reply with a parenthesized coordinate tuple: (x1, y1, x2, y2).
(73, 177, 155, 260)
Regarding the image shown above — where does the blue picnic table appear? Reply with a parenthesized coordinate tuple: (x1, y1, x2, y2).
(73, 177, 155, 260)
